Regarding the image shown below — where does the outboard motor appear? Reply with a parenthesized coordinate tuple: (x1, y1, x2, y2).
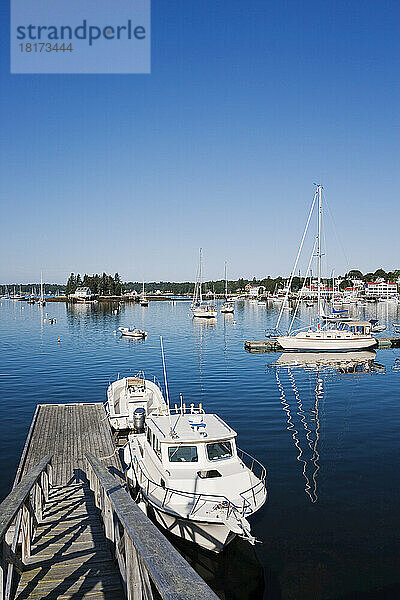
(133, 407, 146, 433)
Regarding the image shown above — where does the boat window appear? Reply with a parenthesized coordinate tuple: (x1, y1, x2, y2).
(207, 441, 233, 461)
(168, 445, 198, 463)
(197, 470, 222, 479)
(147, 428, 152, 445)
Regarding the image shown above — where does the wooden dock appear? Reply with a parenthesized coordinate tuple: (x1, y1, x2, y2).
(245, 339, 282, 352)
(0, 403, 219, 600)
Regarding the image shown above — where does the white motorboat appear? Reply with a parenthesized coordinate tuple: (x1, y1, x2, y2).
(221, 302, 234, 313)
(191, 249, 217, 318)
(106, 374, 166, 430)
(123, 404, 267, 552)
(119, 327, 147, 338)
(220, 262, 235, 314)
(276, 185, 376, 352)
(369, 319, 386, 333)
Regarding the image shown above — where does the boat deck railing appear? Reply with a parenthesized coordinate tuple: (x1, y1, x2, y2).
(128, 449, 267, 521)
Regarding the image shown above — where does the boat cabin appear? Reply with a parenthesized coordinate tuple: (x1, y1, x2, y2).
(335, 320, 372, 335)
(144, 413, 238, 478)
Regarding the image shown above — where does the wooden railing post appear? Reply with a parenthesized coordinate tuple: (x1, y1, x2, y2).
(0, 454, 52, 600)
(21, 505, 31, 563)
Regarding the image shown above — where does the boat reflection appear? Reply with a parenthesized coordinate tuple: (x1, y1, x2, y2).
(273, 351, 384, 505)
(276, 350, 384, 374)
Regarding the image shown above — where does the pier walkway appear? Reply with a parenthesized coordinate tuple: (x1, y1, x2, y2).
(14, 403, 123, 600)
(0, 403, 219, 600)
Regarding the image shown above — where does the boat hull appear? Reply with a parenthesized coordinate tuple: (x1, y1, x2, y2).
(277, 335, 376, 351)
(151, 505, 236, 553)
(192, 309, 217, 318)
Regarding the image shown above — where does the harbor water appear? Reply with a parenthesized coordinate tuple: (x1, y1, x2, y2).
(1, 299, 400, 600)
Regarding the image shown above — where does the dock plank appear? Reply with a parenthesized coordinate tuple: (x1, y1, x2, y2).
(14, 404, 124, 600)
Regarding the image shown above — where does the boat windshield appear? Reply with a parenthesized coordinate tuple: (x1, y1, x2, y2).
(207, 441, 232, 461)
(168, 446, 198, 462)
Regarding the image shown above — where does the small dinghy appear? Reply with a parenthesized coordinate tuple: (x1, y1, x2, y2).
(123, 402, 267, 553)
(119, 327, 147, 338)
(369, 319, 386, 333)
(106, 374, 166, 430)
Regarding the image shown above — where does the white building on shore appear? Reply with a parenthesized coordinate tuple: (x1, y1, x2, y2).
(69, 287, 96, 302)
(364, 281, 397, 298)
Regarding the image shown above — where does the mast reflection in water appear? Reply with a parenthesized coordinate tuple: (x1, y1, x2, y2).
(272, 351, 384, 504)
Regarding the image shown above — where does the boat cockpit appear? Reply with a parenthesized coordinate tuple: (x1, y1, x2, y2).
(334, 320, 372, 335)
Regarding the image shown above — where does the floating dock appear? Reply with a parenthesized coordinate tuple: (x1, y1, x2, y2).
(0, 403, 219, 600)
(245, 339, 282, 352)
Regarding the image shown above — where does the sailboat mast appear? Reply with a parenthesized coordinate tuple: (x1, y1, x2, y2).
(317, 185, 322, 325)
(199, 248, 203, 303)
(40, 272, 43, 301)
(224, 261, 228, 299)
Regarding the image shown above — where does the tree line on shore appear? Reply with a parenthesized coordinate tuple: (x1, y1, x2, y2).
(62, 267, 400, 297)
(65, 273, 123, 296)
(4, 267, 398, 297)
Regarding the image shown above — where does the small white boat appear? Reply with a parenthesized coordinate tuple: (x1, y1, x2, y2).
(123, 403, 267, 553)
(258, 301, 267, 306)
(119, 327, 147, 338)
(221, 302, 234, 313)
(106, 374, 166, 430)
(369, 319, 386, 333)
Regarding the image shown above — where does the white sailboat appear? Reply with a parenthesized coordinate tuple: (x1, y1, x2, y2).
(191, 249, 217, 318)
(140, 281, 149, 306)
(37, 272, 46, 306)
(221, 261, 234, 314)
(277, 185, 376, 352)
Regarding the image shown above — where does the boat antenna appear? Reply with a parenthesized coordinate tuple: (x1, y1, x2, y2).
(160, 336, 170, 410)
(160, 336, 175, 434)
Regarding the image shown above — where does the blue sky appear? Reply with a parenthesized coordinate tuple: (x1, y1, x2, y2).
(1, 0, 399, 283)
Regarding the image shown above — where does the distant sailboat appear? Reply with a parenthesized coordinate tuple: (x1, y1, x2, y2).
(37, 272, 46, 306)
(191, 249, 217, 318)
(140, 281, 149, 307)
(221, 261, 234, 314)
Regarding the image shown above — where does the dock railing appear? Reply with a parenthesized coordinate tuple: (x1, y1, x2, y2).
(85, 452, 219, 600)
(0, 454, 52, 600)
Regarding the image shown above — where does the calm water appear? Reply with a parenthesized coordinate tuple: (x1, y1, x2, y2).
(1, 299, 400, 600)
